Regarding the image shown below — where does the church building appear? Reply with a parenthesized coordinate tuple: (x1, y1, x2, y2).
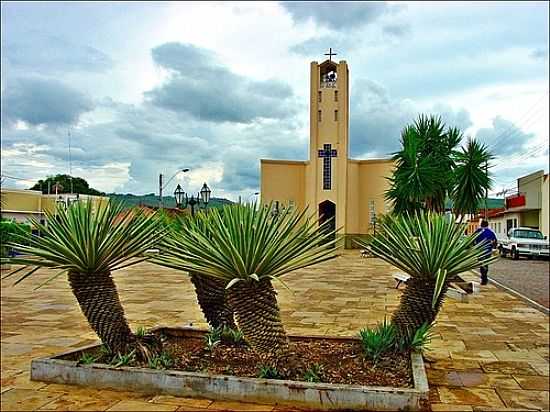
(260, 52, 395, 242)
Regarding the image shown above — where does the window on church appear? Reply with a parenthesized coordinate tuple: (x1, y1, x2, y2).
(334, 90, 338, 102)
(318, 91, 322, 102)
(334, 110, 338, 121)
(318, 110, 322, 122)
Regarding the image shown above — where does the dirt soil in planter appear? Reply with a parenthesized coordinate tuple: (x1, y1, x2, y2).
(66, 335, 413, 388)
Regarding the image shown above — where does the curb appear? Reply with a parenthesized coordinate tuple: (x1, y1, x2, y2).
(467, 269, 549, 315)
(488, 276, 549, 316)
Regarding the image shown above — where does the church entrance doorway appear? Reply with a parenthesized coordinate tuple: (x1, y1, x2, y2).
(319, 200, 336, 244)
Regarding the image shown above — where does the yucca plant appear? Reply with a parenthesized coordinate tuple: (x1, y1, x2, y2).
(1, 200, 164, 356)
(164, 213, 236, 330)
(155, 203, 339, 355)
(358, 212, 496, 337)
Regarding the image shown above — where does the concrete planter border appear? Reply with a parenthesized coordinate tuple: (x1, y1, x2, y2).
(31, 327, 429, 411)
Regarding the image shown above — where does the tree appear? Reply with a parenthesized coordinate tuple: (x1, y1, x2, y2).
(30, 174, 105, 196)
(155, 203, 338, 356)
(386, 115, 492, 217)
(2, 201, 163, 358)
(357, 213, 495, 337)
(451, 138, 493, 218)
(167, 212, 236, 330)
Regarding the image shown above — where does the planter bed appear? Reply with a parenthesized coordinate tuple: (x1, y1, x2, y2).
(31, 327, 429, 411)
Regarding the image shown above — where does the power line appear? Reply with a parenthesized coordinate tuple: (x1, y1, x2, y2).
(486, 90, 549, 151)
(492, 172, 548, 193)
(68, 128, 72, 176)
(0, 174, 34, 181)
(494, 142, 549, 165)
(2, 162, 130, 171)
(487, 111, 547, 154)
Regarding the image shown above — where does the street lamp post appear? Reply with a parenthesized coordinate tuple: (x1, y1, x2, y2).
(159, 168, 189, 209)
(247, 192, 260, 202)
(174, 182, 211, 217)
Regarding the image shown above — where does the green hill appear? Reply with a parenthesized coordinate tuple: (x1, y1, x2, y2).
(108, 193, 233, 209)
(444, 197, 504, 211)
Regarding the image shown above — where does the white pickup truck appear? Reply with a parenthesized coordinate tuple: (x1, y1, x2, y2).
(498, 227, 549, 260)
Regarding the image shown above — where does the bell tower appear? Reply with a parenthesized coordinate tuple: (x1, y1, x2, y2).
(306, 49, 350, 233)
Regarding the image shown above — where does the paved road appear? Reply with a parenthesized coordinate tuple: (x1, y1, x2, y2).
(484, 257, 550, 309)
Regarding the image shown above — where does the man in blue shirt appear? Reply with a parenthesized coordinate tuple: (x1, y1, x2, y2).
(473, 220, 497, 285)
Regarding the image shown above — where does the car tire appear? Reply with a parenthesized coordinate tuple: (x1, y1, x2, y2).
(512, 247, 519, 260)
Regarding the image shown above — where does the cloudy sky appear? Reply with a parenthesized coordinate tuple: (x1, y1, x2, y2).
(1, 1, 548, 200)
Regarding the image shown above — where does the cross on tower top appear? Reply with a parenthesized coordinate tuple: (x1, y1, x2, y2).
(324, 48, 337, 62)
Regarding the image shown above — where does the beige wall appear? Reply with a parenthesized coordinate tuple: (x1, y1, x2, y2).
(1, 189, 43, 215)
(346, 161, 360, 233)
(541, 175, 549, 237)
(260, 160, 307, 211)
(518, 170, 544, 210)
(1, 189, 109, 225)
(356, 160, 394, 234)
(522, 210, 540, 228)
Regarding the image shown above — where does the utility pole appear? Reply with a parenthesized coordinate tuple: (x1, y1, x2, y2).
(159, 173, 164, 209)
(484, 161, 488, 218)
(68, 129, 73, 195)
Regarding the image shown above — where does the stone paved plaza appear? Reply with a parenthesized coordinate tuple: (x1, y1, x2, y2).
(1, 251, 549, 411)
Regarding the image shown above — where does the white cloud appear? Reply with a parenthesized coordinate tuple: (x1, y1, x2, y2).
(1, 1, 548, 198)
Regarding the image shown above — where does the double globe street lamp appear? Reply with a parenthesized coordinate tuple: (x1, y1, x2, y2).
(174, 182, 211, 216)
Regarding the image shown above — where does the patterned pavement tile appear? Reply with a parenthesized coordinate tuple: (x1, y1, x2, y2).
(512, 374, 550, 390)
(480, 361, 540, 376)
(1, 389, 63, 411)
(106, 399, 178, 411)
(437, 387, 506, 407)
(37, 394, 119, 411)
(207, 400, 274, 411)
(1, 251, 549, 411)
(149, 395, 213, 408)
(455, 372, 522, 390)
(496, 389, 550, 411)
(431, 403, 474, 411)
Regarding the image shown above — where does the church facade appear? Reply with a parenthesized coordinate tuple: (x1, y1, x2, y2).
(260, 55, 394, 242)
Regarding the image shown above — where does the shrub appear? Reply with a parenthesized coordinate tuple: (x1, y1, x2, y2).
(110, 349, 136, 367)
(0, 219, 31, 258)
(303, 363, 323, 382)
(148, 351, 174, 369)
(397, 322, 434, 353)
(359, 318, 397, 364)
(221, 326, 244, 345)
(77, 353, 98, 365)
(135, 326, 147, 338)
(204, 328, 222, 352)
(258, 365, 282, 379)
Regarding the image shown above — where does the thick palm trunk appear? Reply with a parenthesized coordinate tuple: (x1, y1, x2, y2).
(68, 271, 134, 353)
(226, 279, 288, 355)
(392, 276, 448, 337)
(189, 272, 236, 330)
